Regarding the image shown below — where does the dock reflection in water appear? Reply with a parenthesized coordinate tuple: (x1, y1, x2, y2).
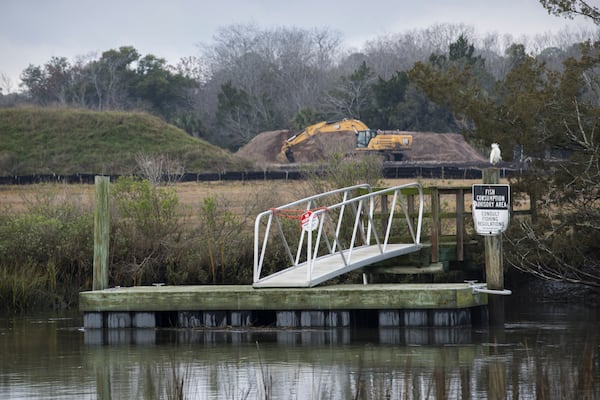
(1, 302, 599, 399)
(83, 324, 472, 347)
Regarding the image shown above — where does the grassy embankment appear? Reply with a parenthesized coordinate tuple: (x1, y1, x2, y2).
(0, 106, 252, 176)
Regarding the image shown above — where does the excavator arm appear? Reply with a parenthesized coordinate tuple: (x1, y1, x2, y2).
(277, 118, 369, 163)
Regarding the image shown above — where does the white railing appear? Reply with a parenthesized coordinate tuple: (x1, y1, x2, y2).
(253, 183, 424, 285)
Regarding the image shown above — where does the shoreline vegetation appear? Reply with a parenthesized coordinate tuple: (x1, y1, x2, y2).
(1, 172, 595, 314)
(0, 170, 484, 313)
(0, 177, 282, 312)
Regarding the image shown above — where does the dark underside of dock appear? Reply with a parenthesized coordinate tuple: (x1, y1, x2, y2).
(80, 283, 488, 330)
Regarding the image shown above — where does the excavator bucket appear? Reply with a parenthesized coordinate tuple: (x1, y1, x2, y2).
(276, 148, 294, 163)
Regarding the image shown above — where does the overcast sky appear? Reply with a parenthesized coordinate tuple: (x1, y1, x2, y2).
(1, 0, 598, 91)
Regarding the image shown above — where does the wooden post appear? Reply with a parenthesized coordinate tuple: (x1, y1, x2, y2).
(93, 176, 110, 291)
(455, 189, 464, 261)
(380, 194, 388, 233)
(430, 188, 440, 263)
(407, 193, 415, 238)
(483, 168, 504, 326)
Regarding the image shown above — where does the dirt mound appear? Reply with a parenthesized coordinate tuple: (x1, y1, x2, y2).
(235, 130, 291, 164)
(407, 132, 486, 163)
(236, 129, 357, 164)
(236, 129, 486, 164)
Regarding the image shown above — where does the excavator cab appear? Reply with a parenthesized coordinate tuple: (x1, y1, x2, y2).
(356, 130, 377, 148)
(355, 129, 413, 161)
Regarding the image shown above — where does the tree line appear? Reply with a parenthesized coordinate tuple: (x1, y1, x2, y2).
(0, 21, 596, 153)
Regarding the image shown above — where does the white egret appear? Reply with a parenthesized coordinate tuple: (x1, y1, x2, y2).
(490, 143, 502, 165)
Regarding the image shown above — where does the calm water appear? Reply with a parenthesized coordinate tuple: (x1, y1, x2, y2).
(0, 299, 598, 399)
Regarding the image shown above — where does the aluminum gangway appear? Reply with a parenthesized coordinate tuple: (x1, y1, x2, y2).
(253, 182, 424, 288)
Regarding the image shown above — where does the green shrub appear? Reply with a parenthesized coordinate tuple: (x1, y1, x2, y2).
(0, 185, 94, 310)
(0, 178, 294, 312)
(110, 176, 185, 285)
(194, 195, 252, 284)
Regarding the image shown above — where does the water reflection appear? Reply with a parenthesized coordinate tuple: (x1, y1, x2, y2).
(0, 302, 598, 399)
(83, 326, 475, 347)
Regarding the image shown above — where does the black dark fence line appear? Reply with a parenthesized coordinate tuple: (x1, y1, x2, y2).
(0, 165, 521, 185)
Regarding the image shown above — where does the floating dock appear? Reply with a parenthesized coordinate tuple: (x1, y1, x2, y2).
(80, 283, 488, 329)
(82, 179, 523, 331)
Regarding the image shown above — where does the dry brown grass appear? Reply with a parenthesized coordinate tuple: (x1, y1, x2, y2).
(1, 178, 516, 216)
(0, 183, 95, 214)
(0, 180, 312, 216)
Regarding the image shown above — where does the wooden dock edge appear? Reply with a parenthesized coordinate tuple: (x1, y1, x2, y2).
(80, 283, 488, 330)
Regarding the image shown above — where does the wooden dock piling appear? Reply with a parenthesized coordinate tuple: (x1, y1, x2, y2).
(93, 176, 110, 291)
(483, 168, 505, 326)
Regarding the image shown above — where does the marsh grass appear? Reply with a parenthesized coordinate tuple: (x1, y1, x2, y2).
(135, 356, 194, 400)
(0, 262, 50, 311)
(0, 183, 94, 310)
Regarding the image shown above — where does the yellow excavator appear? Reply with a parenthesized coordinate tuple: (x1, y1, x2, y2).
(276, 118, 412, 162)
(354, 128, 413, 161)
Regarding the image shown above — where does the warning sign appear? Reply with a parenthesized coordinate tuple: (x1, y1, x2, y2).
(300, 210, 319, 232)
(472, 184, 510, 236)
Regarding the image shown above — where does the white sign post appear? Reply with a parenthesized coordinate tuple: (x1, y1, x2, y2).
(472, 184, 510, 236)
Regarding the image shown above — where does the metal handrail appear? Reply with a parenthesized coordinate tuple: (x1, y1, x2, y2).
(253, 182, 424, 284)
(253, 184, 372, 282)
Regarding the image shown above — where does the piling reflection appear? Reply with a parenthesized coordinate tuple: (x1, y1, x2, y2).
(1, 304, 599, 400)
(80, 325, 599, 399)
(83, 325, 476, 347)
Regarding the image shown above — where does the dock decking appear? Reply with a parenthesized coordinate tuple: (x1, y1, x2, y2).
(253, 244, 422, 288)
(80, 283, 488, 329)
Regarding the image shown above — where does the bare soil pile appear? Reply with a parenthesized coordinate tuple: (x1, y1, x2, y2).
(236, 130, 486, 164)
(407, 132, 487, 163)
(235, 130, 291, 164)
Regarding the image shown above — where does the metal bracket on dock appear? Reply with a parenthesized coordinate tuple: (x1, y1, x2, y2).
(465, 280, 512, 296)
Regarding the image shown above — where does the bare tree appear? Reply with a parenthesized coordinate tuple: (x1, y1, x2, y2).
(135, 152, 185, 185)
(506, 104, 600, 287)
(324, 61, 375, 119)
(504, 41, 600, 288)
(175, 56, 209, 83)
(86, 46, 139, 110)
(0, 73, 14, 94)
(197, 24, 344, 147)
